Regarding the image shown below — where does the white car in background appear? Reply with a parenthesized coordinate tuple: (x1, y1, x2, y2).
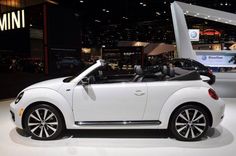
(10, 60, 225, 141)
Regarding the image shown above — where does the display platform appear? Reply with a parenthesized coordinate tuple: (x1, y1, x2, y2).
(0, 99, 235, 156)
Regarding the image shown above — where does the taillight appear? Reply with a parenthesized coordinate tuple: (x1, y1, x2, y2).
(208, 88, 219, 100)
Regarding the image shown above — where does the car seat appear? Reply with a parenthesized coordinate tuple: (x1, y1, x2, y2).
(132, 65, 143, 82)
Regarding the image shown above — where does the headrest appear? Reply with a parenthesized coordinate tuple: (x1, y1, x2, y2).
(134, 65, 143, 75)
(168, 66, 175, 77)
(162, 65, 168, 75)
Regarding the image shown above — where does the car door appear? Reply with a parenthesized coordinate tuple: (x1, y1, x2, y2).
(73, 82, 147, 121)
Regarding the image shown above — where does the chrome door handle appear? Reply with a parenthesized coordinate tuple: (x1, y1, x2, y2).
(135, 90, 145, 96)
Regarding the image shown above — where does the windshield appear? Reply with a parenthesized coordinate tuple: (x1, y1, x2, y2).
(63, 61, 99, 83)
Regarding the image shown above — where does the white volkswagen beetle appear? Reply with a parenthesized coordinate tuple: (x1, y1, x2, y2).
(10, 60, 225, 141)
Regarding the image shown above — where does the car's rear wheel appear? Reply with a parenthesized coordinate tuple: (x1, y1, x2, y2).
(169, 105, 210, 141)
(24, 104, 64, 140)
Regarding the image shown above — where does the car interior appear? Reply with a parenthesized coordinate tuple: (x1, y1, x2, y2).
(86, 63, 201, 84)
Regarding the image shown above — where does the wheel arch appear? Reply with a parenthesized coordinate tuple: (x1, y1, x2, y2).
(157, 86, 213, 129)
(22, 101, 66, 129)
(168, 102, 213, 128)
(19, 88, 76, 129)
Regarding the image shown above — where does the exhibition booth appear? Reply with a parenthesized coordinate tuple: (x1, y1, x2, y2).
(0, 2, 81, 75)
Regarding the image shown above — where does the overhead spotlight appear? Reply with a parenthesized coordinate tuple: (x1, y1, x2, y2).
(164, 1, 167, 4)
(140, 2, 143, 5)
(80, 0, 84, 3)
(220, 3, 223, 6)
(143, 3, 147, 6)
(94, 19, 101, 23)
(156, 12, 161, 15)
(106, 10, 110, 13)
(102, 9, 106, 12)
(74, 13, 79, 17)
(207, 15, 210, 18)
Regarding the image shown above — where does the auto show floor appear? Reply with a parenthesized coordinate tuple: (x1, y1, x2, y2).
(0, 99, 236, 156)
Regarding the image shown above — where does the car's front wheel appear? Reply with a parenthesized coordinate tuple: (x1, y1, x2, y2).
(24, 104, 64, 140)
(169, 105, 210, 141)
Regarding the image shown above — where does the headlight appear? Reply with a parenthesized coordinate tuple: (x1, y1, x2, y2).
(15, 92, 24, 104)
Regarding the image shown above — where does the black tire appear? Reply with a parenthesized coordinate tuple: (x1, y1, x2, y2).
(24, 104, 64, 140)
(169, 105, 210, 141)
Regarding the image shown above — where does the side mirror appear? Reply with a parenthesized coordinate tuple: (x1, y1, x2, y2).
(81, 77, 89, 86)
(81, 76, 95, 85)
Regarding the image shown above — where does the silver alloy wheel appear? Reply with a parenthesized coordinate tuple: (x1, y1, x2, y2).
(27, 108, 59, 138)
(175, 108, 207, 139)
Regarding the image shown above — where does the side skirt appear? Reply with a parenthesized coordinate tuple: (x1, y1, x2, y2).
(75, 120, 161, 126)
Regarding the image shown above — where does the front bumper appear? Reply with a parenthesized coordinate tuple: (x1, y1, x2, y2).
(10, 101, 24, 129)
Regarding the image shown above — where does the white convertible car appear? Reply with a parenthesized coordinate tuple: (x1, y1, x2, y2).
(10, 60, 225, 141)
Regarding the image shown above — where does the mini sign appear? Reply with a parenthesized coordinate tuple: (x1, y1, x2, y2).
(0, 10, 25, 31)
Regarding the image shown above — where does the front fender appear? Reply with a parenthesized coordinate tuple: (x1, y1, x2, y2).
(19, 88, 75, 129)
(158, 87, 212, 129)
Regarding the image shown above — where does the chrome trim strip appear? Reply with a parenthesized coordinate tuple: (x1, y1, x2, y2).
(75, 120, 161, 126)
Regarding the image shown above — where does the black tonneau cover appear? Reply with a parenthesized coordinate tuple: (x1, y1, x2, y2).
(169, 70, 201, 81)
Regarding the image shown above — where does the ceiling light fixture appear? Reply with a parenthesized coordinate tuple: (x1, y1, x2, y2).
(156, 12, 161, 15)
(95, 19, 101, 23)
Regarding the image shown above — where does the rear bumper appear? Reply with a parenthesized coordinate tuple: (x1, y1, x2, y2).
(211, 98, 225, 127)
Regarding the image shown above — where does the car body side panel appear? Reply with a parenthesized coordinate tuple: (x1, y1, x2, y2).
(143, 80, 205, 120)
(157, 86, 225, 129)
(73, 82, 148, 121)
(11, 88, 75, 129)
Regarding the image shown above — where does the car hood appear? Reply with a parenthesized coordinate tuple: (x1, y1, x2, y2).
(23, 77, 66, 91)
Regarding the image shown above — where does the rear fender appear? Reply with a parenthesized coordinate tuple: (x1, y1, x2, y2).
(158, 87, 211, 129)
